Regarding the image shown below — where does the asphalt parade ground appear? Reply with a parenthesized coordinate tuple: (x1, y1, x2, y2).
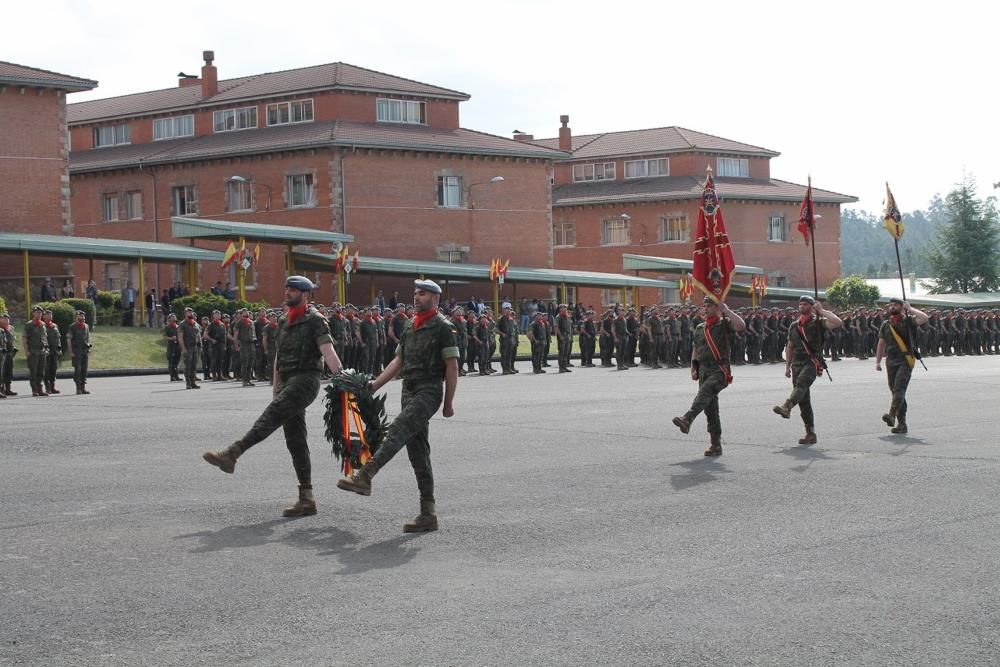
(3, 356, 1000, 666)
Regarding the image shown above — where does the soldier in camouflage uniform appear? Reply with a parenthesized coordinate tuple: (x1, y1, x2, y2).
(672, 297, 745, 456)
(178, 308, 202, 389)
(555, 303, 573, 373)
(204, 276, 342, 518)
(262, 310, 279, 383)
(875, 298, 928, 434)
(528, 311, 547, 374)
(42, 310, 62, 394)
(449, 306, 468, 376)
(497, 304, 516, 374)
(0, 311, 11, 399)
(164, 313, 182, 381)
(23, 306, 49, 397)
(773, 295, 843, 444)
(338, 278, 459, 533)
(67, 309, 92, 395)
(233, 308, 257, 386)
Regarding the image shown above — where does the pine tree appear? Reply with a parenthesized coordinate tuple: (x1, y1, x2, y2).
(925, 177, 1000, 293)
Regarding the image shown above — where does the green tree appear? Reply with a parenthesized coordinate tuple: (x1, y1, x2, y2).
(924, 177, 1000, 293)
(825, 275, 881, 309)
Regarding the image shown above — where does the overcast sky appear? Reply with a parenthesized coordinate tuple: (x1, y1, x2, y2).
(8, 0, 997, 215)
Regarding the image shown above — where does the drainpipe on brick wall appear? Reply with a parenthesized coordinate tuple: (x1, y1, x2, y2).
(339, 145, 356, 235)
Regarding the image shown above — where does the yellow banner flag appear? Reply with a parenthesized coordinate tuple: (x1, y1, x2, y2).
(883, 183, 905, 240)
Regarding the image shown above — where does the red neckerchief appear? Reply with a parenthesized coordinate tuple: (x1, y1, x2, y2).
(455, 315, 465, 322)
(168, 322, 178, 330)
(364, 314, 373, 322)
(702, 316, 733, 384)
(269, 322, 278, 329)
(33, 318, 43, 327)
(242, 316, 252, 325)
(334, 312, 344, 320)
(798, 314, 812, 326)
(185, 315, 196, 324)
(213, 317, 221, 324)
(77, 321, 87, 330)
(45, 321, 55, 329)
(413, 308, 439, 330)
(287, 304, 308, 326)
(891, 314, 904, 326)
(347, 312, 356, 320)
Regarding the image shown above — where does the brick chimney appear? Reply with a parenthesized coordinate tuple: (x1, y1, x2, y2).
(177, 72, 200, 88)
(513, 130, 534, 142)
(558, 115, 572, 152)
(201, 50, 218, 99)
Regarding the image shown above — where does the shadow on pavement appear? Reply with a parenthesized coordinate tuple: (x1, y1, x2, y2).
(174, 518, 420, 574)
(879, 434, 929, 456)
(668, 458, 729, 491)
(776, 445, 835, 473)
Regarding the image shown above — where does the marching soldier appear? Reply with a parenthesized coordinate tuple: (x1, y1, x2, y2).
(450, 306, 468, 376)
(647, 306, 664, 369)
(204, 276, 342, 517)
(67, 309, 92, 394)
(773, 295, 843, 444)
(875, 298, 928, 434)
(199, 316, 212, 381)
(23, 306, 49, 397)
(164, 313, 182, 381)
(612, 308, 629, 371)
(671, 297, 745, 456)
(337, 278, 458, 533)
(178, 307, 202, 389)
(42, 310, 62, 394)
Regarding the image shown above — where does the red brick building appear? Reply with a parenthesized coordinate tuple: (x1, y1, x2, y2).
(0, 62, 96, 299)
(526, 117, 856, 307)
(68, 52, 562, 306)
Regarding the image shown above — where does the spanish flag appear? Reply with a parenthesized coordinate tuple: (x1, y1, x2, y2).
(883, 183, 905, 240)
(221, 241, 238, 268)
(489, 258, 498, 281)
(253, 242, 262, 265)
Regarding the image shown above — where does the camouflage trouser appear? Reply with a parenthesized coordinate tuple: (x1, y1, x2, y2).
(183, 348, 199, 386)
(371, 381, 442, 503)
(27, 351, 46, 392)
(45, 350, 59, 387)
(241, 371, 321, 487)
(167, 342, 180, 378)
(886, 361, 912, 420)
(239, 345, 255, 382)
(684, 365, 727, 435)
(787, 361, 818, 427)
(72, 352, 89, 387)
(1, 351, 13, 384)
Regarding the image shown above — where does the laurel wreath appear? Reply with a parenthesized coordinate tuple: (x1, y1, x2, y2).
(323, 369, 388, 475)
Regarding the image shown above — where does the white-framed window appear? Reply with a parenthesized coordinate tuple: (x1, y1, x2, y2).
(768, 214, 786, 242)
(266, 100, 314, 126)
(437, 176, 462, 208)
(624, 158, 668, 179)
(601, 217, 630, 245)
(436, 248, 469, 263)
(153, 115, 194, 140)
(553, 220, 576, 247)
(287, 173, 315, 207)
(124, 191, 143, 220)
(102, 193, 119, 221)
(214, 106, 258, 133)
(172, 185, 198, 215)
(93, 124, 130, 147)
(659, 214, 688, 242)
(227, 179, 254, 211)
(572, 162, 616, 182)
(717, 157, 750, 177)
(602, 288, 630, 308)
(376, 98, 426, 124)
(660, 287, 680, 304)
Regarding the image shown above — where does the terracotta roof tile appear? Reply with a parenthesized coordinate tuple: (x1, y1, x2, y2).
(68, 62, 468, 124)
(553, 176, 856, 206)
(0, 60, 96, 91)
(70, 120, 564, 173)
(533, 126, 779, 159)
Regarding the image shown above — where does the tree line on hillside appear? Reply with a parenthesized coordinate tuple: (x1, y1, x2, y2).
(839, 177, 999, 293)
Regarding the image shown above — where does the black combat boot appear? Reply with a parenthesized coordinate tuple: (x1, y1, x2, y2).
(891, 418, 908, 435)
(282, 487, 317, 517)
(799, 426, 817, 445)
(403, 500, 438, 533)
(202, 441, 244, 474)
(5, 383, 17, 396)
(704, 433, 722, 457)
(336, 460, 380, 496)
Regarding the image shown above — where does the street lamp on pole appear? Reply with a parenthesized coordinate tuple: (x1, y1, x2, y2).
(466, 175, 504, 209)
(229, 175, 273, 211)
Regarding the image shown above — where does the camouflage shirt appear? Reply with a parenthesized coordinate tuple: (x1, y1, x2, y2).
(396, 313, 459, 384)
(275, 306, 334, 375)
(693, 318, 734, 366)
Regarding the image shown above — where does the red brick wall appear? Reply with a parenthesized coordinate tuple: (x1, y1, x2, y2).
(0, 87, 71, 286)
(69, 148, 555, 307)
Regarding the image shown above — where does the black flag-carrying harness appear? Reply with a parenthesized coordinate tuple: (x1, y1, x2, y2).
(796, 319, 832, 382)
